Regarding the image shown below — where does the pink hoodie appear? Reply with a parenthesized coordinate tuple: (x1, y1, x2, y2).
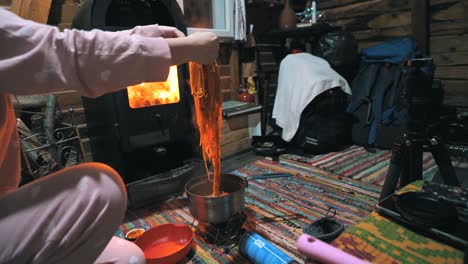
(0, 8, 173, 198)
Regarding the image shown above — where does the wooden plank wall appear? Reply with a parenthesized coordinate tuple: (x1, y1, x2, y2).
(430, 0, 468, 107)
(314, 0, 468, 107)
(315, 0, 412, 50)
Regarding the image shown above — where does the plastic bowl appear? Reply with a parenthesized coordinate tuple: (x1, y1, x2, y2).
(134, 223, 194, 264)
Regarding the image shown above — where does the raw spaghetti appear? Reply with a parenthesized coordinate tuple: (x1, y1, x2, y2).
(189, 63, 223, 196)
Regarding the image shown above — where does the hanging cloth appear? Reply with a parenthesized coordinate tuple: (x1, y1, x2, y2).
(234, 0, 246, 41)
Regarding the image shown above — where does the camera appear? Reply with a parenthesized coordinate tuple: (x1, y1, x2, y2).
(401, 58, 443, 133)
(401, 58, 468, 159)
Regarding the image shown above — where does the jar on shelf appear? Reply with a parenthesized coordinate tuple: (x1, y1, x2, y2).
(237, 86, 255, 103)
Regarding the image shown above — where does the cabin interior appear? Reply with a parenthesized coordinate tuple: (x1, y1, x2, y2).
(2, 0, 468, 263)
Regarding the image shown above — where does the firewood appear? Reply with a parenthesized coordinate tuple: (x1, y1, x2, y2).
(43, 94, 62, 168)
(20, 140, 39, 167)
(11, 95, 48, 108)
(16, 118, 41, 146)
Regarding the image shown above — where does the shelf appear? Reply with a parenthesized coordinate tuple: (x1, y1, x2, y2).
(222, 100, 262, 119)
(265, 23, 338, 39)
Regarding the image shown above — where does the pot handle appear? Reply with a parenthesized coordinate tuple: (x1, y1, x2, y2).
(241, 173, 293, 188)
(250, 173, 293, 180)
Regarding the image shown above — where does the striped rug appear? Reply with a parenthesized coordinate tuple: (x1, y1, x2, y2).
(281, 145, 438, 186)
(116, 146, 440, 263)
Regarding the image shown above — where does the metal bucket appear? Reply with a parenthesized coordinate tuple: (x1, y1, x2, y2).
(185, 174, 246, 224)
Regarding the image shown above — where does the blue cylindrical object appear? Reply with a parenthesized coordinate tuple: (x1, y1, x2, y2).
(239, 231, 298, 264)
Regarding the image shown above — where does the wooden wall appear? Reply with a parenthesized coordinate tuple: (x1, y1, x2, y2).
(314, 0, 468, 107)
(430, 0, 468, 107)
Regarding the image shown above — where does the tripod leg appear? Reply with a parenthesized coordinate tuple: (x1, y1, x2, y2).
(430, 139, 459, 186)
(379, 143, 406, 201)
(405, 144, 423, 185)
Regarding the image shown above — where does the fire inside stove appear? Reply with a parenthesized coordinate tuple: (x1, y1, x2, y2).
(127, 66, 180, 108)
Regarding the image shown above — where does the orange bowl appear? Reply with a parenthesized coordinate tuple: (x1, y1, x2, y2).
(134, 223, 194, 264)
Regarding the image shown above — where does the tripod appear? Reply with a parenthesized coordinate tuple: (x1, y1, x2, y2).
(379, 57, 462, 200)
(379, 131, 460, 201)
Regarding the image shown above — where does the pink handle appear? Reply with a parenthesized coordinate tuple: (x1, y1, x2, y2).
(296, 234, 370, 264)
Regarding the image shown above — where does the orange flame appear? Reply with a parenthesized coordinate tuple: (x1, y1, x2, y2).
(127, 66, 180, 108)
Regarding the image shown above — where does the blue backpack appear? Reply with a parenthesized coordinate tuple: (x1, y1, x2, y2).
(347, 37, 423, 149)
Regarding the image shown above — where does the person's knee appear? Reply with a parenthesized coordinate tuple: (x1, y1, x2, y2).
(94, 237, 146, 264)
(127, 245, 146, 264)
(62, 162, 127, 220)
(72, 162, 125, 190)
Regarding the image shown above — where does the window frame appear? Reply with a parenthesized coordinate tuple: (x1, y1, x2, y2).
(176, 0, 235, 39)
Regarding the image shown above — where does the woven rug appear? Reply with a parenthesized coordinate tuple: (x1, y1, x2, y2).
(281, 145, 438, 186)
(116, 146, 442, 263)
(332, 182, 464, 264)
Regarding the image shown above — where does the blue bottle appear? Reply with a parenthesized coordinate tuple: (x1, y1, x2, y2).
(239, 231, 299, 264)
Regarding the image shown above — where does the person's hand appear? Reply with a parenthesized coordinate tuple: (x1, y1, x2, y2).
(187, 32, 219, 64)
(158, 26, 185, 38)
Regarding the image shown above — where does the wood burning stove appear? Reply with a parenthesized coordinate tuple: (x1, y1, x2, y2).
(72, 0, 198, 184)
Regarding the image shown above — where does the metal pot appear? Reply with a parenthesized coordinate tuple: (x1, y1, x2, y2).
(185, 174, 246, 224)
(185, 173, 293, 224)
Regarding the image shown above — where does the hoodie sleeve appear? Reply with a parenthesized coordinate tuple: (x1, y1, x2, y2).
(0, 9, 172, 98)
(118, 24, 163, 38)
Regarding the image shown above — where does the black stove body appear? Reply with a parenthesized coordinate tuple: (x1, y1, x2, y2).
(73, 0, 198, 183)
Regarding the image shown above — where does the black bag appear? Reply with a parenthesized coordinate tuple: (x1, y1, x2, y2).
(347, 62, 409, 148)
(314, 30, 359, 83)
(292, 87, 351, 154)
(347, 38, 424, 149)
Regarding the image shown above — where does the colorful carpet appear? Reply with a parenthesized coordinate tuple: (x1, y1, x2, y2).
(332, 182, 464, 264)
(281, 145, 439, 186)
(116, 146, 454, 263)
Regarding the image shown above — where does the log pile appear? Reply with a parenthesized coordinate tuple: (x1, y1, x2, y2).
(13, 95, 85, 179)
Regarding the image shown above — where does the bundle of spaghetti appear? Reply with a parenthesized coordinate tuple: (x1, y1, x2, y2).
(189, 62, 223, 196)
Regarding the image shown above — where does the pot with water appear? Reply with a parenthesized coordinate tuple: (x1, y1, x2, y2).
(185, 174, 246, 224)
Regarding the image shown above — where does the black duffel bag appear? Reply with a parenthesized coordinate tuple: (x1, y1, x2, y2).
(291, 87, 352, 154)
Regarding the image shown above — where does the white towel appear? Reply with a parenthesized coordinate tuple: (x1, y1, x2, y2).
(272, 53, 351, 142)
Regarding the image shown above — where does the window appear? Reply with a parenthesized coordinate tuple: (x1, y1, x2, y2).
(176, 0, 235, 38)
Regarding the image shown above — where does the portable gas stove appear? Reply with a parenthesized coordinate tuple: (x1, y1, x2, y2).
(194, 213, 247, 245)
